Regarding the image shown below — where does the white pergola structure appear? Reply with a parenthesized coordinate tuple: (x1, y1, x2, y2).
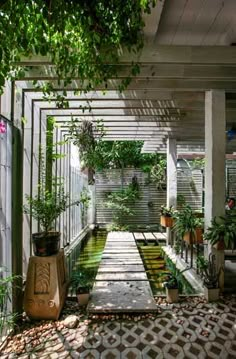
(2, 0, 236, 286)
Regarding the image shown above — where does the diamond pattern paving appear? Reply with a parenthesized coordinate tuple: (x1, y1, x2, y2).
(2, 296, 236, 358)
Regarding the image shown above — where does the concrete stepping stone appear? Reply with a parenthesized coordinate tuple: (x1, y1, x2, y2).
(88, 231, 157, 313)
(144, 233, 156, 239)
(153, 232, 167, 240)
(98, 264, 144, 272)
(133, 233, 145, 239)
(88, 280, 157, 313)
(96, 272, 148, 281)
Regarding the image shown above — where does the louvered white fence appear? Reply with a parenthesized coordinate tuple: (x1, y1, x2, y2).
(95, 168, 203, 225)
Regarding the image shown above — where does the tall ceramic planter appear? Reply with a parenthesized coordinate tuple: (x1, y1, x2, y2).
(160, 216, 173, 228)
(32, 231, 61, 256)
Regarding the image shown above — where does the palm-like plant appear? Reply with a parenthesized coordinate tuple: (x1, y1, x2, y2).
(173, 206, 203, 242)
(204, 215, 236, 249)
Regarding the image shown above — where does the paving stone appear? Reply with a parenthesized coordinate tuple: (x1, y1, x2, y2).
(121, 347, 142, 359)
(96, 272, 148, 281)
(101, 348, 120, 359)
(141, 345, 163, 359)
(183, 342, 207, 359)
(80, 349, 100, 358)
(204, 341, 228, 359)
(143, 233, 156, 239)
(98, 265, 144, 273)
(133, 233, 145, 239)
(88, 281, 157, 313)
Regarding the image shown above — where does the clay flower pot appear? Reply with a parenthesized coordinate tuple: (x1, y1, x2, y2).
(160, 216, 173, 228)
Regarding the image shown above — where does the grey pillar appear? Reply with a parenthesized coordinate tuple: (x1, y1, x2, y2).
(166, 138, 177, 245)
(205, 90, 225, 289)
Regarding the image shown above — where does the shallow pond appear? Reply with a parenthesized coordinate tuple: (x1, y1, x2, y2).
(67, 230, 195, 295)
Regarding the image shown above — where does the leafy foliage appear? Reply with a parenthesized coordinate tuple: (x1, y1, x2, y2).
(79, 187, 91, 226)
(24, 147, 69, 233)
(158, 259, 190, 292)
(204, 214, 236, 249)
(173, 205, 203, 240)
(70, 268, 96, 295)
(24, 180, 68, 233)
(197, 254, 219, 289)
(160, 205, 174, 217)
(0, 268, 20, 337)
(0, 0, 156, 95)
(105, 176, 141, 226)
(149, 159, 167, 189)
(69, 119, 165, 171)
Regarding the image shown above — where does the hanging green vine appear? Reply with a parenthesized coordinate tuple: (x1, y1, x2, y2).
(0, 0, 156, 95)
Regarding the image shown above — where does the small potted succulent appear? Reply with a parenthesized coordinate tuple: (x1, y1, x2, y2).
(204, 215, 236, 250)
(160, 205, 174, 227)
(70, 270, 94, 307)
(197, 254, 220, 302)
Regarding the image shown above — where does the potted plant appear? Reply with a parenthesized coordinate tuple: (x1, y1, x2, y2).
(158, 260, 190, 303)
(197, 254, 220, 302)
(24, 179, 69, 256)
(204, 215, 236, 250)
(173, 206, 203, 244)
(160, 205, 174, 227)
(70, 270, 94, 307)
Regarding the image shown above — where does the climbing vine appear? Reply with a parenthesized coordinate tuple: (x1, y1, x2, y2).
(0, 0, 156, 95)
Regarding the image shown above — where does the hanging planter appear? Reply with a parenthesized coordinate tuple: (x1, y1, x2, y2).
(160, 205, 174, 228)
(160, 215, 174, 228)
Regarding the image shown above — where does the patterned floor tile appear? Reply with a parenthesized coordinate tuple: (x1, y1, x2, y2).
(102, 332, 121, 348)
(83, 333, 103, 349)
(121, 331, 140, 347)
(154, 317, 172, 329)
(162, 343, 185, 359)
(196, 325, 216, 342)
(138, 318, 154, 331)
(213, 320, 235, 340)
(205, 341, 228, 359)
(101, 348, 121, 359)
(121, 347, 142, 359)
(176, 327, 197, 343)
(104, 322, 121, 334)
(141, 345, 163, 359)
(171, 316, 190, 330)
(183, 342, 207, 359)
(159, 328, 179, 344)
(140, 329, 157, 345)
(225, 340, 236, 357)
(80, 349, 100, 359)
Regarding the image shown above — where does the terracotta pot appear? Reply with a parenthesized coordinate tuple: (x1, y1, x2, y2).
(32, 231, 60, 256)
(183, 232, 194, 244)
(204, 287, 220, 302)
(166, 288, 179, 303)
(195, 227, 203, 244)
(160, 215, 173, 228)
(184, 228, 203, 244)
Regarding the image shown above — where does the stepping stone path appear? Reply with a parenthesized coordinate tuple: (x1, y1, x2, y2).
(88, 232, 157, 313)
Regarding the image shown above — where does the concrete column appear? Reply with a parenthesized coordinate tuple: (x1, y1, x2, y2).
(166, 138, 177, 245)
(205, 90, 225, 289)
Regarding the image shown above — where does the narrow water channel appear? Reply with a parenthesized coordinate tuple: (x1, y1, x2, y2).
(67, 230, 195, 296)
